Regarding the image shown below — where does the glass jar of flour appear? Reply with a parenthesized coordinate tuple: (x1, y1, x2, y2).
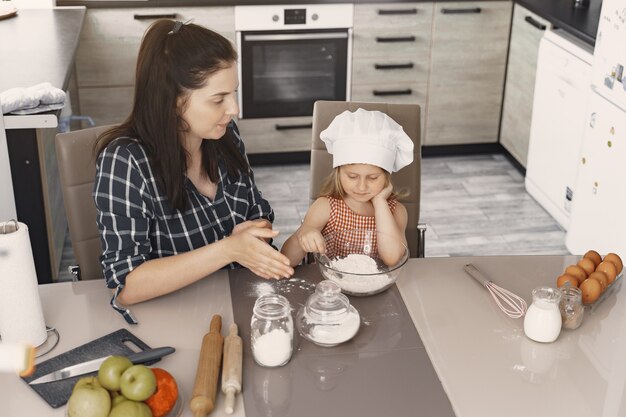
(251, 294, 293, 367)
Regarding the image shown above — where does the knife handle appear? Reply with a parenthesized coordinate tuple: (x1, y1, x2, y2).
(128, 346, 176, 364)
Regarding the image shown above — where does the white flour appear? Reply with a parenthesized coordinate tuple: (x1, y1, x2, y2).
(327, 254, 392, 294)
(249, 281, 275, 298)
(252, 329, 292, 367)
(309, 311, 360, 346)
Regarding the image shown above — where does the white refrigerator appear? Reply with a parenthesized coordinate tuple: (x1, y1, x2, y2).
(566, 0, 626, 259)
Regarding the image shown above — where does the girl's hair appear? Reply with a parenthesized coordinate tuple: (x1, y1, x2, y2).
(95, 20, 248, 211)
(318, 166, 407, 200)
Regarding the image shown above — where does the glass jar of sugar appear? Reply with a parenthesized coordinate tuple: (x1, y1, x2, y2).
(523, 286, 562, 343)
(296, 280, 360, 347)
(559, 286, 584, 330)
(251, 294, 293, 367)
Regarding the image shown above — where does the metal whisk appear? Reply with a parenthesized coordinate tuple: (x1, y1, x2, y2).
(464, 264, 528, 318)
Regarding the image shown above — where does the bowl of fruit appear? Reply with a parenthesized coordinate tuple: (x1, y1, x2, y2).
(66, 355, 180, 417)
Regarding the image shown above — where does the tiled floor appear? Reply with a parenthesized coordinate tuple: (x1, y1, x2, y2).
(58, 153, 569, 281)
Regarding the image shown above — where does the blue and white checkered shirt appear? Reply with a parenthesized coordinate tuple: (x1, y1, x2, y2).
(93, 122, 273, 322)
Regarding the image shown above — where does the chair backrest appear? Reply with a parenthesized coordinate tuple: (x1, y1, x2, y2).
(310, 100, 421, 257)
(55, 125, 113, 280)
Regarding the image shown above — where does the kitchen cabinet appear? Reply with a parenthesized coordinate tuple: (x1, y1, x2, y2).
(424, 1, 512, 146)
(75, 7, 235, 127)
(500, 3, 551, 167)
(351, 2, 433, 139)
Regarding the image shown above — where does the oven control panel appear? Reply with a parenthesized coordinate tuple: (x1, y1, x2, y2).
(285, 8, 306, 25)
(235, 4, 354, 31)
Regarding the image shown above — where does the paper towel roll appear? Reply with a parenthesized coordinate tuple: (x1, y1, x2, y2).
(0, 221, 47, 346)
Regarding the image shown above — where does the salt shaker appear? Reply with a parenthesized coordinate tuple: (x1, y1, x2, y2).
(251, 294, 293, 367)
(523, 286, 562, 343)
(559, 286, 584, 330)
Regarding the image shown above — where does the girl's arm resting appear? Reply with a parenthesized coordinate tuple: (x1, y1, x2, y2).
(373, 200, 408, 266)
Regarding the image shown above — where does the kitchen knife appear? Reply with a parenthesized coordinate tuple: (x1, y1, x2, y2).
(29, 346, 175, 385)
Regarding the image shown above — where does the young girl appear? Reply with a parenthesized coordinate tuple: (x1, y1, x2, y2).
(281, 108, 414, 267)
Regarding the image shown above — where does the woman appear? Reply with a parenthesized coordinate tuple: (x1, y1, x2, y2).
(93, 20, 293, 323)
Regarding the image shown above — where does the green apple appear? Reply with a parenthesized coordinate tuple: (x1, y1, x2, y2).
(98, 355, 132, 391)
(67, 385, 111, 417)
(108, 399, 152, 417)
(111, 394, 128, 408)
(119, 364, 157, 401)
(72, 376, 102, 394)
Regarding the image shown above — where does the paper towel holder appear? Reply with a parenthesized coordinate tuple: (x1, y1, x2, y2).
(0, 219, 19, 234)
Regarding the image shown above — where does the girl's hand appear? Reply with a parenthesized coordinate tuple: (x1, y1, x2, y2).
(373, 183, 393, 204)
(297, 227, 326, 255)
(228, 226, 294, 279)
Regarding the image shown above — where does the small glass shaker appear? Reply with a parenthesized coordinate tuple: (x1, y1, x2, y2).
(250, 294, 294, 367)
(523, 286, 562, 343)
(559, 286, 584, 330)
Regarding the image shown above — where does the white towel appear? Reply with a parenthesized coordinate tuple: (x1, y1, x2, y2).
(0, 82, 66, 115)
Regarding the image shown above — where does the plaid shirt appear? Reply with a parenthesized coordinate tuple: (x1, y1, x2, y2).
(93, 122, 273, 322)
(321, 196, 397, 257)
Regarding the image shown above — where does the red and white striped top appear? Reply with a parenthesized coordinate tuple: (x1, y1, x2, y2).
(321, 196, 397, 257)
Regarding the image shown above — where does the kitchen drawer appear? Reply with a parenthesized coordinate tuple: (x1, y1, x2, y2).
(78, 86, 134, 127)
(236, 117, 313, 154)
(80, 7, 235, 41)
(351, 82, 427, 105)
(354, 3, 433, 32)
(76, 7, 235, 88)
(352, 57, 428, 85)
(352, 31, 429, 60)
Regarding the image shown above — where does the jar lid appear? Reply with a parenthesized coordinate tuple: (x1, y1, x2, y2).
(304, 281, 352, 324)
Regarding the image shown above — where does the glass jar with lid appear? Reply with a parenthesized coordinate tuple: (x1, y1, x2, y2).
(251, 294, 293, 367)
(523, 286, 562, 343)
(296, 280, 360, 347)
(559, 286, 584, 330)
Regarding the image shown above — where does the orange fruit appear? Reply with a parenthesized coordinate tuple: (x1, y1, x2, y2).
(588, 271, 608, 291)
(565, 264, 587, 285)
(583, 250, 602, 268)
(557, 274, 579, 288)
(577, 258, 596, 276)
(579, 278, 602, 304)
(596, 261, 618, 285)
(603, 253, 623, 275)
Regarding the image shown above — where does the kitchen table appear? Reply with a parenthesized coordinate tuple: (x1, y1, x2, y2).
(2, 256, 625, 416)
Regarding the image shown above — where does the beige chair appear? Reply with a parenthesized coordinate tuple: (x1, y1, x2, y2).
(56, 125, 113, 280)
(310, 100, 425, 258)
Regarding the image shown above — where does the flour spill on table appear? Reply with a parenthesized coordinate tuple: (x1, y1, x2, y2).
(247, 278, 316, 298)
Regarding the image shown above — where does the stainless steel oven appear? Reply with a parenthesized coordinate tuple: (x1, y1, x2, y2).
(235, 4, 353, 120)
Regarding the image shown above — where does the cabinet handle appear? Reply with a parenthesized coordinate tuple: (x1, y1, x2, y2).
(134, 13, 178, 20)
(376, 36, 416, 43)
(524, 15, 547, 31)
(378, 8, 418, 15)
(441, 7, 482, 14)
(374, 63, 415, 70)
(373, 89, 412, 96)
(275, 123, 313, 131)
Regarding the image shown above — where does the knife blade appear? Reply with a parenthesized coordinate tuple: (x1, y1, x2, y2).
(29, 346, 175, 385)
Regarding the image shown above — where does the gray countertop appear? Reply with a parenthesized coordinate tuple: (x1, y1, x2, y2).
(0, 7, 86, 93)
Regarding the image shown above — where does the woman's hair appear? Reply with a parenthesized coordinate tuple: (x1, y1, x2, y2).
(318, 166, 407, 200)
(95, 20, 248, 211)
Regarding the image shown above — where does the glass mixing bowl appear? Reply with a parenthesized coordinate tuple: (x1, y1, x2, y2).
(314, 229, 409, 296)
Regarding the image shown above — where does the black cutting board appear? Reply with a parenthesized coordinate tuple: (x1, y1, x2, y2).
(22, 328, 159, 408)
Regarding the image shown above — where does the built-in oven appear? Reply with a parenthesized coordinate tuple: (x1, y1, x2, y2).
(235, 4, 353, 120)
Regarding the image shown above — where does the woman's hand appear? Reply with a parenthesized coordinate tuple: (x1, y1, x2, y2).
(372, 182, 393, 204)
(232, 219, 272, 235)
(297, 226, 326, 255)
(227, 223, 294, 280)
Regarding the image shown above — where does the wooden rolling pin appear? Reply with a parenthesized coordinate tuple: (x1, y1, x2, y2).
(222, 323, 243, 415)
(190, 314, 224, 417)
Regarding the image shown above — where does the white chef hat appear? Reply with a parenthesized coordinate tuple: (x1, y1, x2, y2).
(319, 108, 414, 173)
